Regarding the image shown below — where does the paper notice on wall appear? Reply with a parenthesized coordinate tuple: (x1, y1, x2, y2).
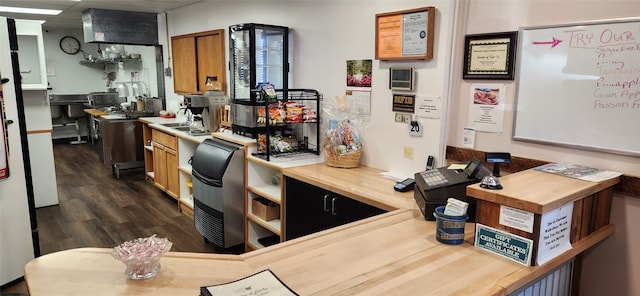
(415, 96, 441, 119)
(469, 84, 505, 133)
(462, 127, 475, 148)
(537, 202, 574, 265)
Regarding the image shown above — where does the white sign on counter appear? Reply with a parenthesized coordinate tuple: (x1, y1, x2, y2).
(201, 269, 297, 296)
(537, 202, 574, 265)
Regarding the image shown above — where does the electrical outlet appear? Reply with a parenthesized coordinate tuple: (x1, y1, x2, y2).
(404, 146, 414, 160)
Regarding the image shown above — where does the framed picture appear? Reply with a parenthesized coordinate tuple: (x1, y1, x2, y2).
(463, 31, 518, 80)
(375, 7, 435, 60)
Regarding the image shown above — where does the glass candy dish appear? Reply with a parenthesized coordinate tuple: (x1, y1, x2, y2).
(112, 235, 172, 280)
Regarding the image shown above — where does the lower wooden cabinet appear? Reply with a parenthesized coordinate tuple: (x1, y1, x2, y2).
(151, 129, 179, 200)
(284, 177, 386, 240)
(165, 149, 179, 198)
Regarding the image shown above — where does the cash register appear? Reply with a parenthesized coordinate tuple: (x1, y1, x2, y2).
(413, 158, 490, 221)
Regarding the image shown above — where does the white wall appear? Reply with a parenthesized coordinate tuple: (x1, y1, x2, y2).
(449, 0, 640, 177)
(450, 1, 640, 295)
(42, 28, 106, 94)
(40, 28, 160, 139)
(42, 28, 159, 97)
(163, 0, 457, 178)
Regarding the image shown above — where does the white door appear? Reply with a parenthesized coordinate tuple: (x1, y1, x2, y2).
(0, 16, 36, 285)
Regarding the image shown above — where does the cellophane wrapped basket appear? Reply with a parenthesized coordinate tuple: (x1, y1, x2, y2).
(322, 118, 362, 168)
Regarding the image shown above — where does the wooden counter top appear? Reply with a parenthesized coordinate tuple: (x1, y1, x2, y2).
(23, 164, 617, 295)
(283, 163, 416, 211)
(83, 108, 107, 117)
(467, 168, 620, 214)
(24, 210, 614, 296)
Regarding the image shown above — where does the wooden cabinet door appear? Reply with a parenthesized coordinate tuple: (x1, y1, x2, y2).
(152, 143, 167, 190)
(171, 36, 197, 94)
(196, 31, 226, 93)
(171, 29, 226, 94)
(166, 148, 179, 200)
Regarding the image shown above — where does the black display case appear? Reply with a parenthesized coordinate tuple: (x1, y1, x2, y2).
(229, 23, 289, 102)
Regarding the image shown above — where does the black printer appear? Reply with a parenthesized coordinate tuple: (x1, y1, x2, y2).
(413, 158, 490, 221)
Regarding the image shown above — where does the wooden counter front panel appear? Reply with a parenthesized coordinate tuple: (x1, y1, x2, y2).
(474, 184, 615, 266)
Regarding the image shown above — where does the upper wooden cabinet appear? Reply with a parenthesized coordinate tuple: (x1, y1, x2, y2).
(171, 29, 226, 95)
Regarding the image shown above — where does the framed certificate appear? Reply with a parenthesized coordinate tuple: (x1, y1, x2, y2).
(463, 31, 518, 80)
(375, 7, 435, 60)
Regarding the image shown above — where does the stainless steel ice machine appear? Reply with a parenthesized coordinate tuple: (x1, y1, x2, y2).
(192, 138, 245, 248)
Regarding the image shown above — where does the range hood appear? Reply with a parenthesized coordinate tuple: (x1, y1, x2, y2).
(82, 8, 158, 45)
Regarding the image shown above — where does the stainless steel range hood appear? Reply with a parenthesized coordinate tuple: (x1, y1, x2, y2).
(82, 8, 158, 45)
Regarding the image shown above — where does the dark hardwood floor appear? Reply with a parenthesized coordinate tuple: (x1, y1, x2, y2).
(2, 139, 237, 295)
(37, 140, 225, 255)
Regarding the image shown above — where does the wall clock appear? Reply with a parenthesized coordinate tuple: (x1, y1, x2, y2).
(59, 36, 81, 55)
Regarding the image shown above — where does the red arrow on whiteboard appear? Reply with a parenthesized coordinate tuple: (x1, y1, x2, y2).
(532, 37, 563, 48)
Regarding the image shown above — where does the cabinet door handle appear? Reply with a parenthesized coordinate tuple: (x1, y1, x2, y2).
(323, 194, 330, 212)
(331, 197, 338, 215)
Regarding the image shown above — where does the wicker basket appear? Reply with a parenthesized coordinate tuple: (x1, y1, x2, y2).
(322, 142, 362, 168)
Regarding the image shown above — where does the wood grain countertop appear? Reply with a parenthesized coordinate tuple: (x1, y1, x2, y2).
(283, 163, 417, 211)
(24, 210, 614, 296)
(23, 164, 617, 295)
(83, 108, 107, 117)
(467, 168, 620, 214)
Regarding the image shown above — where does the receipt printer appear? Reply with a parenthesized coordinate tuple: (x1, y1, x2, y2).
(413, 159, 490, 221)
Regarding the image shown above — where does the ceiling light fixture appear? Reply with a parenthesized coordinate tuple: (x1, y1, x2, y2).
(0, 6, 63, 15)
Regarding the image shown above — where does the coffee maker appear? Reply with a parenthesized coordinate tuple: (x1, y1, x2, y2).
(184, 91, 229, 135)
(183, 95, 208, 135)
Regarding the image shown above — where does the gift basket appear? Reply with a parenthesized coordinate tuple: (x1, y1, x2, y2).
(322, 118, 362, 168)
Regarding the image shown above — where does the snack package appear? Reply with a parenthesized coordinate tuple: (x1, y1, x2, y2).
(256, 82, 277, 101)
(303, 107, 317, 122)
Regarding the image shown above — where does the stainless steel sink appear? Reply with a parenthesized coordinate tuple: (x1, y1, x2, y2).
(160, 122, 189, 128)
(173, 126, 191, 132)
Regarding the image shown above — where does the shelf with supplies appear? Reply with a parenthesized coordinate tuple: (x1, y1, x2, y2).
(79, 58, 141, 70)
(243, 88, 321, 161)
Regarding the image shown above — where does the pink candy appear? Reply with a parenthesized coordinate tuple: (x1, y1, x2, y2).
(112, 234, 172, 262)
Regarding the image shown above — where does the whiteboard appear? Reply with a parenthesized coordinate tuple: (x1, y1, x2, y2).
(513, 18, 640, 156)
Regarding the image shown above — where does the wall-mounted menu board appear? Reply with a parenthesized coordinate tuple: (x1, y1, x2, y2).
(513, 18, 640, 156)
(375, 7, 435, 60)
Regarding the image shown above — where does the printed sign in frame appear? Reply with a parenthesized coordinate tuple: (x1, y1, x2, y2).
(392, 94, 415, 113)
(375, 7, 435, 60)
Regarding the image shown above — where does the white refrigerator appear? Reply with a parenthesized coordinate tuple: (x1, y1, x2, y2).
(0, 16, 40, 286)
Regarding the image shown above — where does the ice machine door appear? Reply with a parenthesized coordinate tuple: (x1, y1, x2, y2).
(192, 138, 239, 187)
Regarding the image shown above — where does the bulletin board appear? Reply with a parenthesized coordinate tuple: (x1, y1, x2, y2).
(375, 7, 435, 60)
(513, 18, 640, 156)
